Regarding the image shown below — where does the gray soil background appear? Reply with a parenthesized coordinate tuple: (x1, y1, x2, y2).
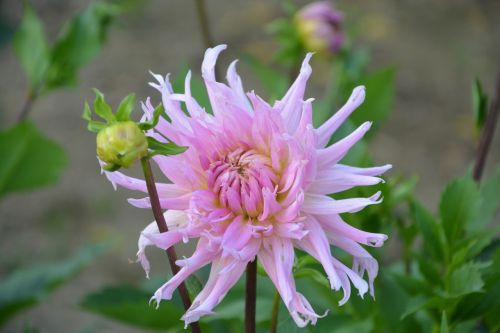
(0, 0, 499, 332)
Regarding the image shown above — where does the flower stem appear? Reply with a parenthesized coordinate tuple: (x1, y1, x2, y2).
(473, 70, 500, 182)
(269, 290, 280, 333)
(245, 259, 257, 333)
(140, 158, 202, 333)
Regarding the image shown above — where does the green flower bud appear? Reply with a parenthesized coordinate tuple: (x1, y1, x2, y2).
(96, 121, 148, 170)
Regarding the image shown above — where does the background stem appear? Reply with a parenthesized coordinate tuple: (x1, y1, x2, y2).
(269, 290, 280, 333)
(245, 260, 257, 333)
(140, 158, 202, 333)
(473, 70, 500, 182)
(194, 0, 214, 49)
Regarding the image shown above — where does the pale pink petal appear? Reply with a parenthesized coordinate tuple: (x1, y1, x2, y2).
(316, 121, 372, 168)
(302, 191, 382, 215)
(316, 86, 365, 148)
(307, 170, 383, 194)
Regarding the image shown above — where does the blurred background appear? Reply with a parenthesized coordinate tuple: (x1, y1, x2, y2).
(0, 0, 499, 332)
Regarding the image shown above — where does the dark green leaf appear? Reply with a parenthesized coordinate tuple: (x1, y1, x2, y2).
(447, 262, 488, 298)
(439, 174, 480, 247)
(0, 122, 66, 198)
(400, 296, 443, 320)
(0, 244, 105, 325)
(46, 2, 120, 89)
(81, 285, 183, 331)
(13, 4, 49, 90)
(146, 136, 187, 157)
(411, 201, 446, 261)
(472, 78, 488, 131)
(116, 93, 135, 122)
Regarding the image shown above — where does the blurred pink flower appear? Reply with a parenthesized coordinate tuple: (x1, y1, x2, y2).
(295, 1, 344, 54)
(103, 45, 390, 327)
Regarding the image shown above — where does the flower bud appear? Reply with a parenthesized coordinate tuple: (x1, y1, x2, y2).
(295, 1, 344, 55)
(96, 121, 148, 169)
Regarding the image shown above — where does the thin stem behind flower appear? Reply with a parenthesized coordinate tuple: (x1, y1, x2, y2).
(269, 290, 281, 333)
(140, 158, 202, 333)
(473, 70, 500, 182)
(245, 259, 257, 333)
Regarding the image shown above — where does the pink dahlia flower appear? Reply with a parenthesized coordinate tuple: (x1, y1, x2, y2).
(295, 1, 344, 54)
(103, 45, 390, 327)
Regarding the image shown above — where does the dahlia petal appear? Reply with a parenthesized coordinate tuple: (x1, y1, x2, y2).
(316, 214, 388, 247)
(202, 44, 227, 82)
(275, 53, 313, 134)
(328, 234, 379, 297)
(103, 169, 188, 197)
(317, 121, 372, 168)
(333, 163, 393, 176)
(136, 211, 189, 277)
(221, 216, 253, 257)
(259, 238, 322, 327)
(152, 238, 217, 302)
(297, 216, 342, 290)
(182, 257, 246, 327)
(308, 170, 383, 194)
(316, 86, 365, 148)
(302, 191, 382, 215)
(259, 187, 281, 221)
(128, 194, 191, 210)
(226, 60, 253, 114)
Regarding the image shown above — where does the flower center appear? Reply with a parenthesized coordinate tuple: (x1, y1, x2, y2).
(207, 148, 278, 217)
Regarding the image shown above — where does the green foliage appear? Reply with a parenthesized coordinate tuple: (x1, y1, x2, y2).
(81, 285, 184, 331)
(13, 4, 49, 92)
(472, 78, 488, 133)
(0, 244, 105, 326)
(439, 173, 480, 247)
(14, 2, 121, 97)
(348, 67, 396, 130)
(0, 121, 66, 197)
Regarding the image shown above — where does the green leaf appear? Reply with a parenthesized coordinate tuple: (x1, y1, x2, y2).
(146, 136, 188, 157)
(13, 4, 50, 90)
(0, 122, 66, 198)
(400, 296, 443, 320)
(472, 78, 488, 131)
(349, 67, 396, 131)
(81, 285, 183, 331)
(92, 89, 116, 123)
(82, 102, 106, 133)
(411, 200, 446, 261)
(475, 166, 500, 229)
(448, 262, 488, 298)
(46, 2, 120, 90)
(115, 93, 135, 121)
(440, 311, 449, 333)
(439, 173, 480, 247)
(185, 275, 203, 301)
(0, 244, 105, 325)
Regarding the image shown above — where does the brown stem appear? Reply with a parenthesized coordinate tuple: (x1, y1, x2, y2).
(194, 0, 214, 49)
(245, 260, 257, 333)
(140, 158, 202, 333)
(473, 70, 500, 182)
(269, 290, 280, 333)
(17, 91, 36, 123)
